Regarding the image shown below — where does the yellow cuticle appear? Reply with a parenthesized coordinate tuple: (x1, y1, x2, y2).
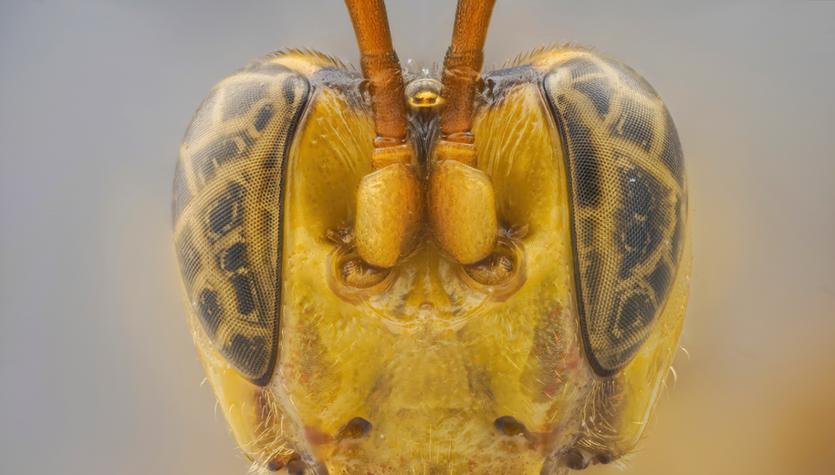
(370, 143, 412, 170)
(434, 139, 478, 168)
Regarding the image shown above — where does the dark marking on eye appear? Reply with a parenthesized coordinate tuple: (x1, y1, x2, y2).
(226, 334, 267, 375)
(609, 95, 655, 152)
(205, 182, 244, 241)
(182, 88, 220, 147)
(195, 153, 217, 184)
(617, 167, 671, 278)
(222, 81, 268, 121)
(647, 262, 673, 303)
(579, 217, 598, 247)
(210, 137, 241, 165)
(254, 103, 275, 132)
(581, 249, 604, 305)
(221, 242, 247, 272)
(192, 130, 258, 185)
(659, 109, 685, 185)
(197, 288, 223, 338)
(622, 218, 653, 268)
(229, 272, 256, 315)
(609, 58, 659, 100)
(573, 76, 613, 117)
(561, 57, 603, 80)
(172, 157, 192, 226)
(175, 226, 202, 293)
(610, 290, 654, 344)
(283, 75, 303, 103)
(258, 210, 273, 241)
(560, 100, 603, 208)
(671, 197, 684, 261)
(193, 137, 235, 183)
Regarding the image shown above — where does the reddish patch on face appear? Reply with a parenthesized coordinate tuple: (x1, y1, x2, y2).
(305, 425, 333, 445)
(530, 305, 569, 398)
(287, 309, 329, 388)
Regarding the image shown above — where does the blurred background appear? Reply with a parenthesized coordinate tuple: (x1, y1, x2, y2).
(1, 0, 833, 474)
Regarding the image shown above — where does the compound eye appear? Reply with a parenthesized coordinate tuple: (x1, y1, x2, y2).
(340, 257, 390, 288)
(459, 237, 525, 298)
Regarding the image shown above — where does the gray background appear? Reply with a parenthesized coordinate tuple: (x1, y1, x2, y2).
(1, 1, 834, 474)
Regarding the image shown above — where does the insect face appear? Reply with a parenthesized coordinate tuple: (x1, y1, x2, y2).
(173, 1, 690, 473)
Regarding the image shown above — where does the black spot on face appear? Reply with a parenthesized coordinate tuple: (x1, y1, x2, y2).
(338, 417, 373, 440)
(220, 242, 247, 272)
(573, 76, 613, 117)
(285, 460, 310, 475)
(229, 272, 256, 316)
(563, 450, 590, 470)
(254, 103, 275, 132)
(206, 182, 244, 241)
(494, 416, 527, 436)
(198, 288, 223, 338)
(609, 95, 656, 152)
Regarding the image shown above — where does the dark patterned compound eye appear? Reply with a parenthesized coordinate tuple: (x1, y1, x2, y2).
(173, 62, 311, 385)
(542, 54, 688, 376)
(172, 0, 691, 471)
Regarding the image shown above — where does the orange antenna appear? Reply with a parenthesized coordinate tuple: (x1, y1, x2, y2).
(440, 0, 497, 145)
(428, 0, 498, 265)
(344, 0, 408, 162)
(345, 0, 423, 269)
